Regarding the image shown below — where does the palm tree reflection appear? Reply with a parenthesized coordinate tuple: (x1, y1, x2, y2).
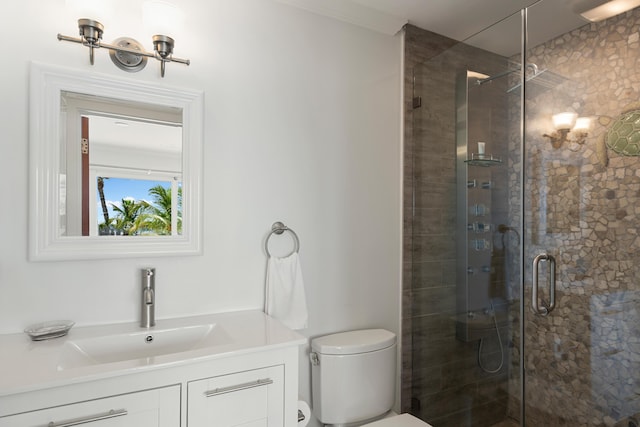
(98, 182, 182, 236)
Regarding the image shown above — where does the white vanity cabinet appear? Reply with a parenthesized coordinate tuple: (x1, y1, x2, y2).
(0, 385, 180, 427)
(0, 311, 306, 427)
(188, 365, 285, 426)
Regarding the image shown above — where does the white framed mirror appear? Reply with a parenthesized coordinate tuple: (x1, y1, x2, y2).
(29, 62, 204, 261)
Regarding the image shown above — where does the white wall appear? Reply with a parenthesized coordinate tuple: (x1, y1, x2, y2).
(0, 0, 402, 422)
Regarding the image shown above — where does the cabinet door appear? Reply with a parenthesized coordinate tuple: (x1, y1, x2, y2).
(0, 385, 179, 427)
(188, 365, 284, 427)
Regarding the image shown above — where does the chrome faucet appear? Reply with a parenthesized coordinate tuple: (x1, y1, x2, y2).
(141, 268, 156, 328)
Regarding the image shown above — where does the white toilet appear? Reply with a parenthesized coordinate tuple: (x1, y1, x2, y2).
(310, 329, 432, 427)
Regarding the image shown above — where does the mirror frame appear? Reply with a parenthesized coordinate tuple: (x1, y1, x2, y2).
(29, 62, 204, 261)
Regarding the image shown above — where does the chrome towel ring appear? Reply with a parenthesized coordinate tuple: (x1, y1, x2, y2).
(265, 221, 300, 257)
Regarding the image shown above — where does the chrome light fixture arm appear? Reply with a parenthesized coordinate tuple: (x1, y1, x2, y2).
(57, 19, 190, 77)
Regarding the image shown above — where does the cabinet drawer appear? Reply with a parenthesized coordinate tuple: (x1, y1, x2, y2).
(188, 365, 284, 427)
(0, 385, 180, 427)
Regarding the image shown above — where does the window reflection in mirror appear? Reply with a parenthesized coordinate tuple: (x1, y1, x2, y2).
(60, 91, 183, 237)
(95, 177, 182, 237)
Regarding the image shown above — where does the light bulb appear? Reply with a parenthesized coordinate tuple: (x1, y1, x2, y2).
(573, 117, 591, 132)
(552, 112, 578, 131)
(65, 0, 113, 23)
(143, 1, 184, 37)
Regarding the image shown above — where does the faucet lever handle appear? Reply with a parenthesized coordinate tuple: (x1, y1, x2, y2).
(144, 268, 154, 287)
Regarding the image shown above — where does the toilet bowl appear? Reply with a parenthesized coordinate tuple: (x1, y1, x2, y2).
(310, 329, 432, 427)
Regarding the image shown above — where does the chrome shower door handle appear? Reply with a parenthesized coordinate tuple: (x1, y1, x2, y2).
(532, 253, 556, 316)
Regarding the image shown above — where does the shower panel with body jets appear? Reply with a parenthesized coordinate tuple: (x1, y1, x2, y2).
(454, 63, 561, 374)
(455, 68, 512, 376)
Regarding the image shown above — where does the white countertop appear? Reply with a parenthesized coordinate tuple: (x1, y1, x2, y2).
(0, 310, 306, 397)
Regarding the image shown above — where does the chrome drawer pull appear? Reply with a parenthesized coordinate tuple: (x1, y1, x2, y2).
(205, 378, 273, 397)
(47, 409, 127, 427)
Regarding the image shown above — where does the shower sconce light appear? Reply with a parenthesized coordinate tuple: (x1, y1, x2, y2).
(57, 19, 189, 77)
(543, 112, 590, 149)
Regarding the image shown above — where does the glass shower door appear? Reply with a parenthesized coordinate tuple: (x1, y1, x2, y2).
(521, 2, 640, 426)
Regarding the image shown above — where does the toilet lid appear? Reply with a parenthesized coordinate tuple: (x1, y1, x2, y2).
(364, 414, 432, 427)
(311, 329, 396, 355)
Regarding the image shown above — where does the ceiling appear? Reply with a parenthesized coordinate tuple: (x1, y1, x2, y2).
(89, 115, 182, 155)
(276, 0, 613, 56)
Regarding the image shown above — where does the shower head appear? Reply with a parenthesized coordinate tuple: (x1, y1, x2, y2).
(476, 63, 539, 85)
(506, 66, 568, 95)
(475, 63, 568, 95)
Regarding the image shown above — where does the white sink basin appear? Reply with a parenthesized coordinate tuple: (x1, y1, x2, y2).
(58, 322, 232, 370)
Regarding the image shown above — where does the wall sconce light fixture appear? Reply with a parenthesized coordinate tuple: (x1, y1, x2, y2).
(543, 112, 590, 149)
(57, 16, 189, 77)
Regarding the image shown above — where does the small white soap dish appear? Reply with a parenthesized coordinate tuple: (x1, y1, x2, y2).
(24, 320, 75, 341)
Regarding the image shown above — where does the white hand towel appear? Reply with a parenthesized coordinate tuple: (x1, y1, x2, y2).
(265, 252, 308, 330)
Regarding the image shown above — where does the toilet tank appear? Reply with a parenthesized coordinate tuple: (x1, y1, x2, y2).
(310, 329, 397, 425)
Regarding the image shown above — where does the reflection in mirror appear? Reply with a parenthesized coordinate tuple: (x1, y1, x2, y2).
(30, 62, 203, 261)
(60, 92, 183, 237)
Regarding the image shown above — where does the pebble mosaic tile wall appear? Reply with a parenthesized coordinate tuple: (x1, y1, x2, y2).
(514, 8, 640, 427)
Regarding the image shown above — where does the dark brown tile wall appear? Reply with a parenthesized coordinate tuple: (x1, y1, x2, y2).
(402, 24, 513, 426)
(402, 25, 459, 412)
